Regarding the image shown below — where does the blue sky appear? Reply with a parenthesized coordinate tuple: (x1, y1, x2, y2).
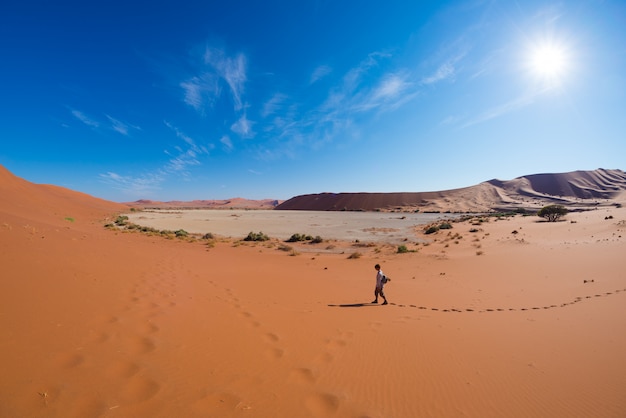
(1, 0, 624, 202)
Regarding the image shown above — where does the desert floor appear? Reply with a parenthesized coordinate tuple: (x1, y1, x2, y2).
(125, 209, 462, 244)
(1, 205, 625, 417)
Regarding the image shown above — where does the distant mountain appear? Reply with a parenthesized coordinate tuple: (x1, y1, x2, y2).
(2, 165, 624, 216)
(275, 169, 626, 212)
(125, 198, 281, 210)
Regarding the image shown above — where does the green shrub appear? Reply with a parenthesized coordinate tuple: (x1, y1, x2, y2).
(115, 215, 129, 226)
(537, 205, 568, 222)
(424, 226, 439, 234)
(439, 222, 452, 230)
(287, 233, 307, 242)
(397, 244, 409, 253)
(244, 231, 270, 241)
(175, 229, 189, 238)
(311, 236, 323, 244)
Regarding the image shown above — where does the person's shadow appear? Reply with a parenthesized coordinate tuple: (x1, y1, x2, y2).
(328, 302, 377, 308)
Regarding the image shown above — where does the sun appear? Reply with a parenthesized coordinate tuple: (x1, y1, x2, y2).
(530, 44, 566, 77)
(525, 38, 570, 87)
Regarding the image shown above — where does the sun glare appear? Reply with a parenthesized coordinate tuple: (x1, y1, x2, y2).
(525, 37, 571, 87)
(531, 44, 566, 76)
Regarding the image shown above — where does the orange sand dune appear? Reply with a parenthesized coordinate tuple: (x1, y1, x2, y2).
(1, 164, 626, 417)
(276, 168, 626, 212)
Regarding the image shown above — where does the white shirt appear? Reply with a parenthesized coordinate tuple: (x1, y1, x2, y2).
(376, 270, 385, 288)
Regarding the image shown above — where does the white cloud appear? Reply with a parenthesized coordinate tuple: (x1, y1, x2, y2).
(310, 65, 332, 84)
(105, 115, 140, 136)
(261, 93, 288, 118)
(71, 109, 99, 128)
(421, 62, 455, 85)
(230, 113, 254, 138)
(99, 171, 164, 197)
(180, 74, 220, 112)
(462, 89, 548, 128)
(203, 48, 247, 111)
(220, 135, 233, 151)
(162, 121, 209, 173)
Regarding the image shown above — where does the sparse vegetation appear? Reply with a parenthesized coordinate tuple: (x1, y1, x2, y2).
(424, 226, 439, 234)
(347, 252, 362, 259)
(244, 231, 270, 241)
(286, 233, 323, 244)
(311, 235, 323, 244)
(537, 204, 568, 222)
(397, 244, 409, 253)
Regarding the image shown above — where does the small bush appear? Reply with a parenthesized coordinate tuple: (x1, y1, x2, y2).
(277, 244, 291, 251)
(244, 231, 270, 242)
(397, 244, 410, 253)
(175, 229, 189, 238)
(115, 215, 129, 226)
(347, 252, 362, 259)
(202, 233, 215, 240)
(311, 236, 323, 244)
(439, 222, 453, 230)
(424, 226, 439, 234)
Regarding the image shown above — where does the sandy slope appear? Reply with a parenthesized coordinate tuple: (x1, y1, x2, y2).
(1, 165, 626, 417)
(276, 168, 626, 212)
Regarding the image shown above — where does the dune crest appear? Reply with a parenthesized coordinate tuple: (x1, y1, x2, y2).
(276, 168, 626, 212)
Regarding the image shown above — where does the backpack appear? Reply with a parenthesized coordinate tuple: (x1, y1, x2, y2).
(381, 275, 389, 284)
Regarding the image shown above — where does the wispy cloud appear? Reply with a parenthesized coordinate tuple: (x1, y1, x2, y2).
(105, 115, 140, 136)
(100, 122, 211, 198)
(462, 88, 549, 128)
(421, 62, 455, 85)
(230, 113, 255, 138)
(206, 50, 247, 111)
(71, 109, 99, 128)
(99, 171, 164, 198)
(163, 121, 210, 171)
(310, 65, 332, 84)
(70, 108, 140, 136)
(261, 93, 288, 118)
(181, 47, 247, 113)
(180, 74, 220, 112)
(220, 135, 233, 151)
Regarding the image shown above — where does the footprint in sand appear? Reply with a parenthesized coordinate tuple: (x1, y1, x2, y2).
(53, 352, 85, 369)
(118, 375, 160, 403)
(304, 392, 341, 417)
(123, 336, 156, 356)
(264, 347, 284, 360)
(143, 321, 160, 334)
(65, 397, 108, 418)
(289, 367, 317, 385)
(105, 359, 141, 379)
(192, 391, 247, 413)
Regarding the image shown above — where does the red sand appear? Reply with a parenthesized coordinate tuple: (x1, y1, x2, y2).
(1, 164, 625, 417)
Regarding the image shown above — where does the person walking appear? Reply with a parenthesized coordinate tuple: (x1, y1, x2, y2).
(372, 264, 390, 305)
